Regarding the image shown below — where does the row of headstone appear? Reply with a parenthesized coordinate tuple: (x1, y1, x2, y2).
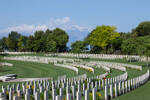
(46, 53, 141, 61)
(104, 70, 149, 100)
(0, 70, 149, 100)
(87, 61, 142, 71)
(0, 71, 128, 95)
(0, 78, 115, 99)
(2, 51, 150, 62)
(1, 52, 35, 55)
(4, 56, 81, 65)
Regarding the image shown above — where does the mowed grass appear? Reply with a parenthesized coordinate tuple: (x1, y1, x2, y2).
(0, 59, 107, 87)
(0, 60, 108, 79)
(0, 60, 77, 79)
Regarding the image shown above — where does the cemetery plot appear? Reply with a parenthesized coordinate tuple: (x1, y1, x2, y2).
(0, 70, 148, 100)
(45, 53, 150, 62)
(0, 53, 150, 100)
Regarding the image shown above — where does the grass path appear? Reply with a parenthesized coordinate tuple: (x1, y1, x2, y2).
(0, 60, 77, 79)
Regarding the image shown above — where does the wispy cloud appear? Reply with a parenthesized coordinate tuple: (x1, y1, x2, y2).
(0, 17, 93, 36)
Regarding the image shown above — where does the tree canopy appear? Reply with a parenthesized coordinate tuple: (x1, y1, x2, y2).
(132, 21, 150, 36)
(0, 28, 69, 53)
(88, 25, 120, 49)
(71, 41, 88, 53)
(6, 31, 21, 51)
(121, 36, 150, 55)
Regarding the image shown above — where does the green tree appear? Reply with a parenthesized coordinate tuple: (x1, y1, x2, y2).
(0, 37, 8, 51)
(71, 41, 88, 53)
(105, 37, 123, 54)
(52, 28, 69, 52)
(120, 32, 132, 40)
(121, 36, 150, 56)
(88, 25, 120, 53)
(33, 30, 45, 52)
(45, 29, 56, 52)
(6, 31, 21, 51)
(121, 38, 138, 55)
(111, 37, 122, 52)
(132, 21, 150, 36)
(26, 36, 35, 51)
(45, 29, 53, 38)
(25, 28, 69, 53)
(140, 36, 150, 67)
(17, 36, 28, 51)
(46, 41, 57, 52)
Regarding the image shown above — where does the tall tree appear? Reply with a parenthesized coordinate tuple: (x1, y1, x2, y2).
(107, 37, 123, 54)
(121, 36, 150, 55)
(6, 31, 21, 51)
(132, 21, 150, 36)
(46, 40, 57, 52)
(17, 36, 28, 51)
(26, 36, 35, 51)
(0, 37, 8, 51)
(121, 38, 138, 55)
(52, 28, 69, 52)
(33, 30, 45, 52)
(45, 29, 56, 52)
(88, 25, 120, 53)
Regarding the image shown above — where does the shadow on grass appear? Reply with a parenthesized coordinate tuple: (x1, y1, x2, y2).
(0, 54, 9, 56)
(0, 69, 12, 72)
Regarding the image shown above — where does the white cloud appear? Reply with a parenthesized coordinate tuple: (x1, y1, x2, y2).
(0, 17, 93, 36)
(0, 24, 48, 35)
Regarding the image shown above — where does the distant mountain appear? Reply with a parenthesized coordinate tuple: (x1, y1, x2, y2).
(66, 30, 90, 47)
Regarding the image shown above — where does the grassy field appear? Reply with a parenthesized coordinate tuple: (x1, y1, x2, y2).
(0, 59, 107, 87)
(0, 60, 109, 77)
(0, 60, 76, 78)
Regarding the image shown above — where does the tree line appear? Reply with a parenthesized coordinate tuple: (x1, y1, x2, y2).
(0, 28, 69, 52)
(71, 21, 150, 57)
(1, 21, 150, 56)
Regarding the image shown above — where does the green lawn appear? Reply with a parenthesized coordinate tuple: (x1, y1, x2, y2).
(113, 80, 150, 100)
(0, 60, 108, 78)
(0, 60, 77, 79)
(0, 59, 107, 87)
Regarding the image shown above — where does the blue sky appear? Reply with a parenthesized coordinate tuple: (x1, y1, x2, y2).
(0, 0, 150, 44)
